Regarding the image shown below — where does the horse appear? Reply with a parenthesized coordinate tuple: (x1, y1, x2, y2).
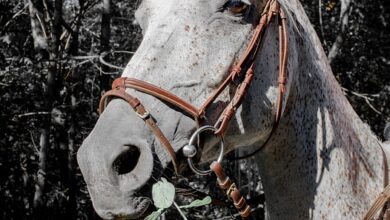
(76, 0, 389, 219)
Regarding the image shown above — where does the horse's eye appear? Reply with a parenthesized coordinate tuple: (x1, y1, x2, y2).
(220, 0, 250, 14)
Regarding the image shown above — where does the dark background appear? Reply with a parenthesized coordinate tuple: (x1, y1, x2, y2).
(0, 0, 388, 219)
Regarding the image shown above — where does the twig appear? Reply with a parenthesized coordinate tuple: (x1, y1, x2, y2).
(29, 131, 40, 154)
(342, 87, 387, 118)
(112, 50, 135, 55)
(35, 12, 48, 39)
(17, 112, 51, 118)
(71, 55, 99, 60)
(364, 99, 384, 116)
(173, 202, 188, 220)
(328, 0, 352, 64)
(81, 26, 100, 39)
(318, 0, 327, 47)
(341, 87, 380, 100)
(1, 4, 28, 34)
(99, 52, 125, 70)
(71, 50, 134, 60)
(64, 34, 72, 50)
(75, 59, 90, 67)
(88, 59, 119, 75)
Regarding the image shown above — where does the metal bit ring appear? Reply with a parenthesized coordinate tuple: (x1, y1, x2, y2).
(183, 125, 224, 175)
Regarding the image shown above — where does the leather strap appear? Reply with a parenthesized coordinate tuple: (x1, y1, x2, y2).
(210, 161, 251, 219)
(99, 88, 179, 174)
(364, 184, 390, 220)
(363, 144, 390, 220)
(232, 0, 289, 159)
(202, 0, 288, 136)
(214, 68, 254, 135)
(112, 78, 200, 119)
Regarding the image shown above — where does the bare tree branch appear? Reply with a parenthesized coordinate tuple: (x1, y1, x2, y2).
(99, 51, 124, 70)
(318, 0, 327, 47)
(88, 59, 119, 75)
(0, 82, 10, 86)
(328, 0, 352, 64)
(342, 87, 388, 118)
(100, 0, 112, 92)
(29, 131, 40, 154)
(1, 3, 28, 34)
(28, 0, 48, 49)
(16, 111, 51, 118)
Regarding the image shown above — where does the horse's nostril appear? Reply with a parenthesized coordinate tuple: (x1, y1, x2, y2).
(113, 145, 140, 175)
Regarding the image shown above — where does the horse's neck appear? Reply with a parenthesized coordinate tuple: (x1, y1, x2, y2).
(255, 2, 385, 219)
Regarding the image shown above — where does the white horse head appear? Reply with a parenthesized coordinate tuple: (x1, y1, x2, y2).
(77, 0, 387, 219)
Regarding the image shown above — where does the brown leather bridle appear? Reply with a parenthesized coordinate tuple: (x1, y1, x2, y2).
(98, 1, 286, 218)
(99, 0, 287, 174)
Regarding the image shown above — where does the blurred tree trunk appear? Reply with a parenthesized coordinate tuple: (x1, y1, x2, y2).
(28, 0, 48, 213)
(30, 0, 63, 218)
(65, 0, 85, 218)
(100, 0, 112, 93)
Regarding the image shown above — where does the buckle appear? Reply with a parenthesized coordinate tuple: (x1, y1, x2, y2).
(135, 110, 150, 119)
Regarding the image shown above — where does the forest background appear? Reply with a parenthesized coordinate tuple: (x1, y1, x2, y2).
(0, 0, 389, 219)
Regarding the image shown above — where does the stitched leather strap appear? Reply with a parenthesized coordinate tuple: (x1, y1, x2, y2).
(364, 184, 390, 220)
(99, 88, 179, 174)
(363, 144, 390, 220)
(232, 0, 289, 159)
(210, 161, 251, 219)
(112, 78, 200, 119)
(198, 1, 270, 116)
(202, 0, 288, 136)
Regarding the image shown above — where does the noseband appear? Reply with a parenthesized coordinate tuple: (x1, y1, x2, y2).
(99, 0, 288, 174)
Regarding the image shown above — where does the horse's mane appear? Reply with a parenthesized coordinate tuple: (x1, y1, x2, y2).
(277, 0, 383, 189)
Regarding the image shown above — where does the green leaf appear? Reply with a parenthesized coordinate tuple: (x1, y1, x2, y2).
(152, 177, 175, 209)
(179, 196, 212, 209)
(144, 209, 163, 220)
